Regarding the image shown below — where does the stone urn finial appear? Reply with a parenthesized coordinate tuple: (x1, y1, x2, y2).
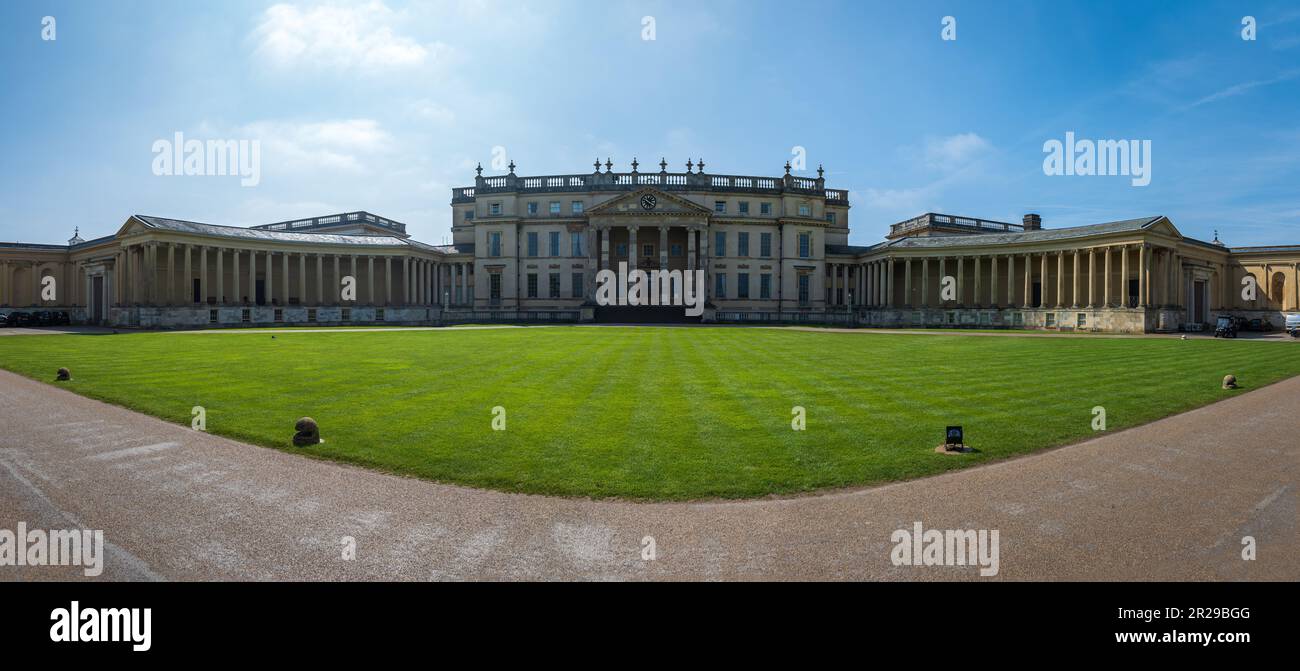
(659, 157, 667, 172)
(686, 158, 694, 173)
(605, 157, 613, 173)
(475, 162, 482, 177)
(630, 157, 638, 173)
(784, 160, 792, 175)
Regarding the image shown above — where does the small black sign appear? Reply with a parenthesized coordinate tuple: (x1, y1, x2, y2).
(945, 426, 963, 445)
(640, 194, 657, 210)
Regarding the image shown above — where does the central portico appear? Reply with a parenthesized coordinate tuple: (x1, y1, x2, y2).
(584, 187, 712, 302)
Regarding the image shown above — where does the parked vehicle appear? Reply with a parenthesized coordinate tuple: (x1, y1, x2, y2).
(54, 311, 71, 325)
(33, 311, 54, 326)
(0, 313, 8, 327)
(1214, 315, 1238, 338)
(1285, 313, 1300, 338)
(7, 311, 33, 327)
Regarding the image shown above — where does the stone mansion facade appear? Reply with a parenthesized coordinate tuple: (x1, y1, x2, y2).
(2, 159, 1299, 333)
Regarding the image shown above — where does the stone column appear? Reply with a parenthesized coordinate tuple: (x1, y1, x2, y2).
(956, 257, 965, 307)
(198, 247, 207, 305)
(1120, 246, 1130, 308)
(232, 248, 242, 304)
(314, 255, 322, 305)
(659, 225, 668, 269)
(1039, 253, 1048, 308)
(181, 244, 191, 304)
(903, 258, 912, 307)
(602, 225, 612, 270)
(166, 243, 175, 305)
(298, 253, 306, 307)
(973, 256, 982, 307)
(384, 257, 392, 306)
(281, 253, 289, 306)
(1103, 247, 1111, 307)
(1072, 250, 1080, 308)
(921, 257, 930, 308)
(1138, 245, 1147, 308)
(990, 255, 998, 307)
(699, 228, 709, 301)
(368, 256, 375, 305)
(461, 262, 469, 305)
(1007, 254, 1016, 307)
(215, 248, 225, 305)
(628, 226, 639, 272)
(885, 257, 895, 308)
(263, 249, 273, 305)
(586, 226, 598, 300)
(1056, 251, 1065, 308)
(1088, 248, 1096, 308)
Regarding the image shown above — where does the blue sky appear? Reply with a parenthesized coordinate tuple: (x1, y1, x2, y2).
(2, 0, 1298, 247)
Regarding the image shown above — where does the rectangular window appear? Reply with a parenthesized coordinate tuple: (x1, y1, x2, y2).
(463, 210, 474, 221)
(670, 243, 682, 257)
(1077, 313, 1087, 328)
(825, 212, 836, 224)
(737, 232, 749, 256)
(737, 272, 750, 299)
(527, 273, 538, 298)
(549, 231, 560, 257)
(571, 272, 584, 298)
(549, 201, 561, 215)
(760, 202, 772, 215)
(489, 231, 502, 257)
(490, 202, 501, 216)
(760, 274, 771, 299)
(341, 308, 351, 321)
(273, 308, 283, 323)
(798, 204, 811, 217)
(715, 273, 727, 298)
(571, 201, 583, 214)
(799, 232, 811, 258)
(527, 232, 539, 257)
(375, 308, 385, 322)
(307, 308, 316, 323)
(1045, 312, 1056, 327)
(209, 309, 218, 324)
(549, 272, 561, 298)
(616, 243, 627, 257)
(715, 231, 726, 257)
(714, 201, 726, 213)
(739, 201, 749, 215)
(490, 274, 501, 302)
(570, 231, 582, 256)
(798, 274, 810, 304)
(760, 232, 772, 257)
(642, 243, 654, 258)
(241, 308, 251, 323)
(527, 202, 538, 215)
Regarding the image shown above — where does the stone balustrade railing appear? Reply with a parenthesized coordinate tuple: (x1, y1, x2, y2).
(453, 171, 849, 205)
(252, 211, 407, 235)
(889, 213, 1021, 237)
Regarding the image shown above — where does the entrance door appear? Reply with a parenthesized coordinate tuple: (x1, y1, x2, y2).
(92, 276, 104, 323)
(1193, 280, 1206, 323)
(256, 280, 266, 305)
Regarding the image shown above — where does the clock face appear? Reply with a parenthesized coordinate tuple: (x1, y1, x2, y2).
(639, 194, 657, 211)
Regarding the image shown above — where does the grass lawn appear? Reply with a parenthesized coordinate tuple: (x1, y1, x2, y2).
(3, 326, 1299, 500)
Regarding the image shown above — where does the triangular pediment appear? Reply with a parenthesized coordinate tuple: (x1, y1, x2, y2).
(1144, 216, 1181, 238)
(587, 187, 712, 216)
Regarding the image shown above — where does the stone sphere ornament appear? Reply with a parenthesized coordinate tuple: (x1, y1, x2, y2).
(56, 367, 71, 381)
(293, 417, 322, 446)
(1222, 375, 1238, 390)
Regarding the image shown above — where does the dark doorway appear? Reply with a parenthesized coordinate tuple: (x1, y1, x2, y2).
(256, 280, 266, 305)
(1193, 280, 1206, 323)
(1128, 279, 1139, 307)
(92, 276, 104, 323)
(1032, 282, 1042, 307)
(192, 278, 201, 304)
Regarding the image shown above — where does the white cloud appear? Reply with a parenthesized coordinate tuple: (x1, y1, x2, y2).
(407, 100, 456, 125)
(924, 132, 991, 169)
(250, 1, 452, 72)
(238, 118, 394, 174)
